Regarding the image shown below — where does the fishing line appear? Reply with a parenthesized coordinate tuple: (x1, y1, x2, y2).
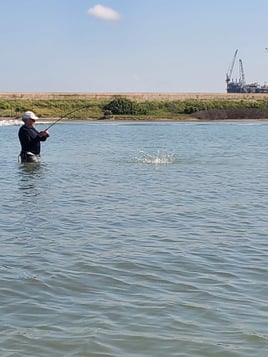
(44, 104, 92, 131)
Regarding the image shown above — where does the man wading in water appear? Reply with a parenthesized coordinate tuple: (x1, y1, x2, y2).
(18, 111, 50, 163)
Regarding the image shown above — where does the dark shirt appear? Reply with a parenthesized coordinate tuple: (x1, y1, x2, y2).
(18, 125, 47, 155)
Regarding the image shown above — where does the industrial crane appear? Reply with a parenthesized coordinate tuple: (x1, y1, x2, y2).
(226, 49, 268, 93)
(226, 49, 238, 84)
(238, 58, 245, 85)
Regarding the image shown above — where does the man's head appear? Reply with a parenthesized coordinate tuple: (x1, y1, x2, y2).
(22, 111, 39, 123)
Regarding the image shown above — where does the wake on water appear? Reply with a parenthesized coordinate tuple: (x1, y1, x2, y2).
(134, 150, 175, 164)
(0, 119, 22, 126)
(0, 119, 51, 126)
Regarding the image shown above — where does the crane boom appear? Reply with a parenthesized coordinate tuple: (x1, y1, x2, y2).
(226, 49, 238, 83)
(239, 59, 245, 84)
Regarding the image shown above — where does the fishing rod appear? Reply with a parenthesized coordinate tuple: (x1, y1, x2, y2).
(44, 104, 92, 131)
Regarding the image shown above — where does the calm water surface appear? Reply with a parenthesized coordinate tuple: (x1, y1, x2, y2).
(1, 120, 268, 356)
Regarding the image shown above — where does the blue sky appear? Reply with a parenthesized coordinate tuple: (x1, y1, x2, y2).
(1, 0, 268, 93)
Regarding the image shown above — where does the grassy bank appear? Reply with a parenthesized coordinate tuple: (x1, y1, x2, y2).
(1, 93, 268, 120)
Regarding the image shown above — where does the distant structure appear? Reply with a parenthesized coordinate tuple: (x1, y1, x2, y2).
(226, 49, 268, 93)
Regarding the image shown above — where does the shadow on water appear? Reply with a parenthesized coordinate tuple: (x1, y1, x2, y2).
(17, 162, 46, 197)
(19, 162, 42, 174)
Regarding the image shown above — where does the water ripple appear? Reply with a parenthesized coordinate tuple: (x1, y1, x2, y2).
(1, 122, 268, 356)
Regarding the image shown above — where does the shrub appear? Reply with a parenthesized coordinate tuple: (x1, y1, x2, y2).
(103, 97, 148, 115)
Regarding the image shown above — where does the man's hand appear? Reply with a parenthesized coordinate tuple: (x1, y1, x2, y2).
(39, 130, 50, 138)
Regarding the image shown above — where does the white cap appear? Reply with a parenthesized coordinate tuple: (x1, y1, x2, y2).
(22, 111, 39, 121)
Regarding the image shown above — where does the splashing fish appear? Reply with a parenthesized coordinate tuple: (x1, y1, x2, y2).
(135, 150, 175, 164)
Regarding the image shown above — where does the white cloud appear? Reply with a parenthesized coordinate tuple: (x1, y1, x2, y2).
(88, 4, 120, 21)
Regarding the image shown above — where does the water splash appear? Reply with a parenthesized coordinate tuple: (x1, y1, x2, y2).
(134, 150, 175, 164)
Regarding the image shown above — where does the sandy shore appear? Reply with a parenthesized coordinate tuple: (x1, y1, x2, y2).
(1, 91, 268, 101)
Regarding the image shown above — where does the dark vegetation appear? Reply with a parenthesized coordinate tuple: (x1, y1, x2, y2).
(193, 108, 268, 120)
(1, 96, 268, 120)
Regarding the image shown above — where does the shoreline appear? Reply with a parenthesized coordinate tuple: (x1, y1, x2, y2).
(2, 117, 268, 124)
(2, 92, 268, 121)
